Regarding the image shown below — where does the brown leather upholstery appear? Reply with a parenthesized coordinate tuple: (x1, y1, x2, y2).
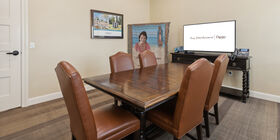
(139, 50, 157, 68)
(203, 54, 229, 137)
(109, 52, 134, 73)
(93, 104, 140, 140)
(147, 58, 214, 139)
(205, 54, 229, 111)
(55, 61, 140, 140)
(109, 51, 134, 105)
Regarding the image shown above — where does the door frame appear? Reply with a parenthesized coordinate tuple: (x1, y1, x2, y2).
(21, 0, 29, 107)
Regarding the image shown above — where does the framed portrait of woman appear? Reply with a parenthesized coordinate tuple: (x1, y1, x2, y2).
(128, 22, 170, 68)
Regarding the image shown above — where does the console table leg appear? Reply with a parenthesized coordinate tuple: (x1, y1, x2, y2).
(242, 71, 248, 103)
(246, 71, 250, 98)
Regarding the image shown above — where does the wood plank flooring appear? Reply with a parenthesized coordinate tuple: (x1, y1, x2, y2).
(0, 90, 279, 140)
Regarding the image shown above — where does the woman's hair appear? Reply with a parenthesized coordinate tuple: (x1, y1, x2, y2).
(139, 31, 148, 41)
(158, 26, 162, 32)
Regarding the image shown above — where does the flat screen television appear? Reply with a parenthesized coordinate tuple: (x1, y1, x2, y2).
(184, 20, 236, 53)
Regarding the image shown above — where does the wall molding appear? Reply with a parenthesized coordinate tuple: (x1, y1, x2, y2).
(222, 85, 280, 103)
(27, 84, 95, 106)
(84, 84, 95, 91)
(28, 91, 62, 106)
(27, 84, 280, 107)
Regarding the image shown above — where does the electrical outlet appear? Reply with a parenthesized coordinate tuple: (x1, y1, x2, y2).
(30, 42, 35, 48)
(228, 71, 233, 76)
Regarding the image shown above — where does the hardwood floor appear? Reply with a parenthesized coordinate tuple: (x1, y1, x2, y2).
(0, 90, 279, 140)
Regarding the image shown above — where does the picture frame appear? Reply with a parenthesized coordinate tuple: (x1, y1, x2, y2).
(128, 22, 170, 68)
(91, 10, 123, 39)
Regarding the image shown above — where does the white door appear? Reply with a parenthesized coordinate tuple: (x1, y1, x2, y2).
(0, 0, 22, 111)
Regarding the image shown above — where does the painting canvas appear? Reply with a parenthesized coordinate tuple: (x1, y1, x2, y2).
(91, 10, 123, 38)
(128, 23, 170, 68)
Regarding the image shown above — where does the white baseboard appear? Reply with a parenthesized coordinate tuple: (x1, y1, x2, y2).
(27, 84, 95, 106)
(249, 90, 280, 103)
(27, 91, 62, 106)
(84, 84, 95, 91)
(222, 85, 280, 103)
(26, 84, 280, 107)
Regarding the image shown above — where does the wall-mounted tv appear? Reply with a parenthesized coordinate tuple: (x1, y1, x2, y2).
(184, 20, 236, 53)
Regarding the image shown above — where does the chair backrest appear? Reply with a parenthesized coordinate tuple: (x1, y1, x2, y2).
(139, 50, 157, 68)
(109, 51, 134, 73)
(205, 54, 229, 111)
(173, 58, 214, 137)
(55, 61, 97, 140)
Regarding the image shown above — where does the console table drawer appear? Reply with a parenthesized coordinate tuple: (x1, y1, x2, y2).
(172, 55, 202, 64)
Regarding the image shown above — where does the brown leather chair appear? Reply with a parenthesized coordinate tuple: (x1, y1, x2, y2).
(204, 54, 229, 137)
(109, 51, 134, 105)
(55, 61, 140, 140)
(109, 51, 134, 73)
(147, 58, 214, 140)
(139, 50, 157, 68)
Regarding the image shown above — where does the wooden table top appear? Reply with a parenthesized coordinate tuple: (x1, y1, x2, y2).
(84, 63, 189, 110)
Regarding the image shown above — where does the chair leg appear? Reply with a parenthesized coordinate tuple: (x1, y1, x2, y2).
(196, 124, 203, 140)
(72, 134, 76, 140)
(203, 110, 210, 137)
(114, 98, 118, 106)
(186, 133, 196, 140)
(173, 136, 180, 140)
(214, 103, 219, 125)
(126, 132, 135, 140)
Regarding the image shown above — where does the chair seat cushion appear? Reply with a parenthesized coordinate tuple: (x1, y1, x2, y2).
(147, 99, 178, 135)
(93, 104, 140, 140)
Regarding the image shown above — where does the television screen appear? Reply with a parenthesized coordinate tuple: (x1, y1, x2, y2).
(184, 20, 236, 53)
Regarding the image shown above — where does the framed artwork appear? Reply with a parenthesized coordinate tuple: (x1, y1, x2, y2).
(91, 10, 123, 39)
(128, 22, 170, 68)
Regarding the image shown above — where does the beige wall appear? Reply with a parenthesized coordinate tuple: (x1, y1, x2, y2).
(28, 0, 150, 97)
(150, 0, 280, 95)
(29, 0, 280, 98)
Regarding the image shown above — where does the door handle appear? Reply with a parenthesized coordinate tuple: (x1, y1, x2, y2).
(6, 50, 19, 56)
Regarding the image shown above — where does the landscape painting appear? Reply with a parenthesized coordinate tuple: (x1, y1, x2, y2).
(91, 10, 123, 39)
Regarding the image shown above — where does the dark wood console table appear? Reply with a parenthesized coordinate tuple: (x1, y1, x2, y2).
(171, 52, 251, 103)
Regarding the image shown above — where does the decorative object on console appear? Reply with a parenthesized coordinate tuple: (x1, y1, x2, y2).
(91, 10, 123, 39)
(174, 46, 184, 53)
(237, 48, 249, 57)
(230, 48, 249, 61)
(128, 22, 170, 68)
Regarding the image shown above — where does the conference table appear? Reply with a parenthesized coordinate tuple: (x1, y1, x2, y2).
(84, 63, 189, 140)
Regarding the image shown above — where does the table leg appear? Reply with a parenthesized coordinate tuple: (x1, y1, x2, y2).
(139, 111, 146, 140)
